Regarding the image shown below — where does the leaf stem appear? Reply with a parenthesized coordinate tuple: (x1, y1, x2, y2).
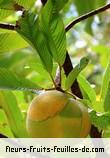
(50, 73, 57, 88)
(55, 65, 62, 87)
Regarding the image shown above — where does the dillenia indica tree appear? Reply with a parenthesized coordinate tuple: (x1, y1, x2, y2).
(0, 0, 110, 138)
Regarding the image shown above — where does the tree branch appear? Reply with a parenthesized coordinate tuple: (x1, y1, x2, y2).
(90, 125, 102, 138)
(65, 3, 110, 32)
(63, 52, 83, 98)
(1, 3, 110, 32)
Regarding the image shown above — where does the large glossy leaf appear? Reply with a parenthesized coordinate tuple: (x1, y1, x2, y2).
(77, 74, 96, 103)
(0, 32, 28, 53)
(100, 58, 110, 111)
(0, 91, 29, 137)
(65, 57, 89, 90)
(16, 11, 53, 73)
(0, 68, 41, 92)
(39, 0, 66, 66)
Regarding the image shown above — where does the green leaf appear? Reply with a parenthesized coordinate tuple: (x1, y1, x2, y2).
(90, 110, 110, 130)
(29, 62, 50, 78)
(16, 11, 53, 73)
(55, 0, 68, 10)
(0, 0, 14, 10)
(77, 74, 96, 103)
(100, 58, 110, 99)
(77, 98, 93, 109)
(74, 0, 95, 14)
(0, 109, 14, 137)
(85, 18, 93, 34)
(92, 45, 110, 68)
(65, 57, 89, 90)
(103, 129, 110, 138)
(95, 0, 107, 8)
(0, 0, 67, 20)
(0, 0, 36, 10)
(100, 58, 110, 111)
(0, 9, 13, 20)
(74, 0, 95, 34)
(0, 68, 41, 92)
(0, 50, 29, 68)
(0, 91, 29, 137)
(92, 45, 110, 55)
(92, 101, 104, 113)
(15, 0, 36, 9)
(103, 82, 110, 112)
(39, 0, 66, 66)
(0, 32, 28, 53)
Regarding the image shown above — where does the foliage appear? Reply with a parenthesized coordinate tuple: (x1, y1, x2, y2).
(0, 0, 110, 137)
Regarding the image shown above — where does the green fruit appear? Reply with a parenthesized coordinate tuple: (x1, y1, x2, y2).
(26, 90, 91, 138)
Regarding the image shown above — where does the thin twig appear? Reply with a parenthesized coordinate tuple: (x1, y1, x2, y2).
(0, 23, 16, 30)
(65, 3, 110, 32)
(50, 73, 57, 88)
